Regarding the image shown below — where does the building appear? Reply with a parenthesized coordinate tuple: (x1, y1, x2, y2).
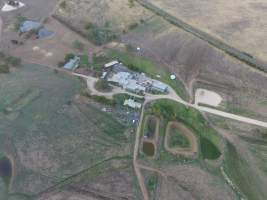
(124, 99, 142, 109)
(64, 56, 80, 70)
(107, 72, 132, 86)
(104, 60, 119, 68)
(151, 80, 168, 93)
(125, 80, 146, 94)
(19, 20, 41, 33)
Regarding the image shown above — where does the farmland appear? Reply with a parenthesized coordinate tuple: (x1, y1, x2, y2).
(143, 0, 267, 65)
(1, 0, 267, 199)
(0, 63, 140, 199)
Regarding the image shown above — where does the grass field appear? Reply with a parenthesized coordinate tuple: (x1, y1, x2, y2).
(0, 64, 138, 198)
(168, 125, 190, 148)
(145, 0, 267, 64)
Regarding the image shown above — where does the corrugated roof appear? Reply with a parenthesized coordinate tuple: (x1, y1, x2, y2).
(64, 56, 80, 70)
(20, 20, 41, 33)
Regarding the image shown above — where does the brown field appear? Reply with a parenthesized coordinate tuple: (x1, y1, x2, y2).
(8, 17, 98, 68)
(146, 0, 267, 63)
(156, 165, 236, 200)
(164, 122, 198, 156)
(54, 0, 153, 35)
(123, 16, 267, 121)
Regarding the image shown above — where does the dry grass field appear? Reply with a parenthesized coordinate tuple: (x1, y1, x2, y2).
(123, 16, 267, 121)
(146, 0, 267, 63)
(54, 0, 153, 38)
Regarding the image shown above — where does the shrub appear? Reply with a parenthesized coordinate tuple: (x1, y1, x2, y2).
(72, 40, 85, 51)
(64, 53, 75, 62)
(0, 64, 10, 73)
(129, 23, 138, 30)
(6, 56, 21, 67)
(86, 23, 117, 45)
(95, 79, 112, 92)
(59, 1, 67, 9)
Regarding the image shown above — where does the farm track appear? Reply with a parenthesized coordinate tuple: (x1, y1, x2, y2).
(136, 0, 267, 73)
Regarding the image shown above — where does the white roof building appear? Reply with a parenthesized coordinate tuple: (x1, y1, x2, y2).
(125, 80, 146, 93)
(108, 72, 132, 86)
(151, 80, 168, 93)
(124, 99, 142, 109)
(104, 60, 119, 68)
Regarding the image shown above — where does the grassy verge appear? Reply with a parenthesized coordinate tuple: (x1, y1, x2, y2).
(106, 49, 189, 101)
(224, 141, 266, 200)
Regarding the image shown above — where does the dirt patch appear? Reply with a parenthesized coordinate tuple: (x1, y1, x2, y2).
(195, 88, 222, 107)
(8, 17, 98, 68)
(164, 122, 198, 156)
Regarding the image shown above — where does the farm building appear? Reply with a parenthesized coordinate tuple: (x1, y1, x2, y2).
(64, 56, 80, 70)
(124, 99, 142, 109)
(104, 60, 119, 68)
(19, 21, 41, 33)
(108, 72, 132, 86)
(125, 80, 146, 94)
(151, 80, 168, 93)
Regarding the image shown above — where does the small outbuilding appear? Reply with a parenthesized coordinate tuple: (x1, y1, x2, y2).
(64, 56, 80, 70)
(19, 20, 41, 33)
(124, 99, 142, 109)
(104, 60, 119, 68)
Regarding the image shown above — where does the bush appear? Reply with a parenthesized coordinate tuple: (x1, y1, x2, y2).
(6, 56, 21, 67)
(95, 79, 112, 92)
(14, 15, 26, 32)
(64, 53, 75, 62)
(0, 64, 10, 73)
(59, 1, 67, 9)
(86, 23, 117, 45)
(129, 23, 138, 30)
(72, 40, 85, 51)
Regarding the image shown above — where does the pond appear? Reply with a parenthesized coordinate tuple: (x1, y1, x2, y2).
(0, 156, 12, 186)
(142, 142, 155, 157)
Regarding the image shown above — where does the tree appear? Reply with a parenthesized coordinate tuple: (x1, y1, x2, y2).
(0, 64, 10, 73)
(64, 53, 75, 63)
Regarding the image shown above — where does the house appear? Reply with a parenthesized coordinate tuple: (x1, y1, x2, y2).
(151, 80, 168, 93)
(64, 56, 80, 70)
(124, 99, 142, 109)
